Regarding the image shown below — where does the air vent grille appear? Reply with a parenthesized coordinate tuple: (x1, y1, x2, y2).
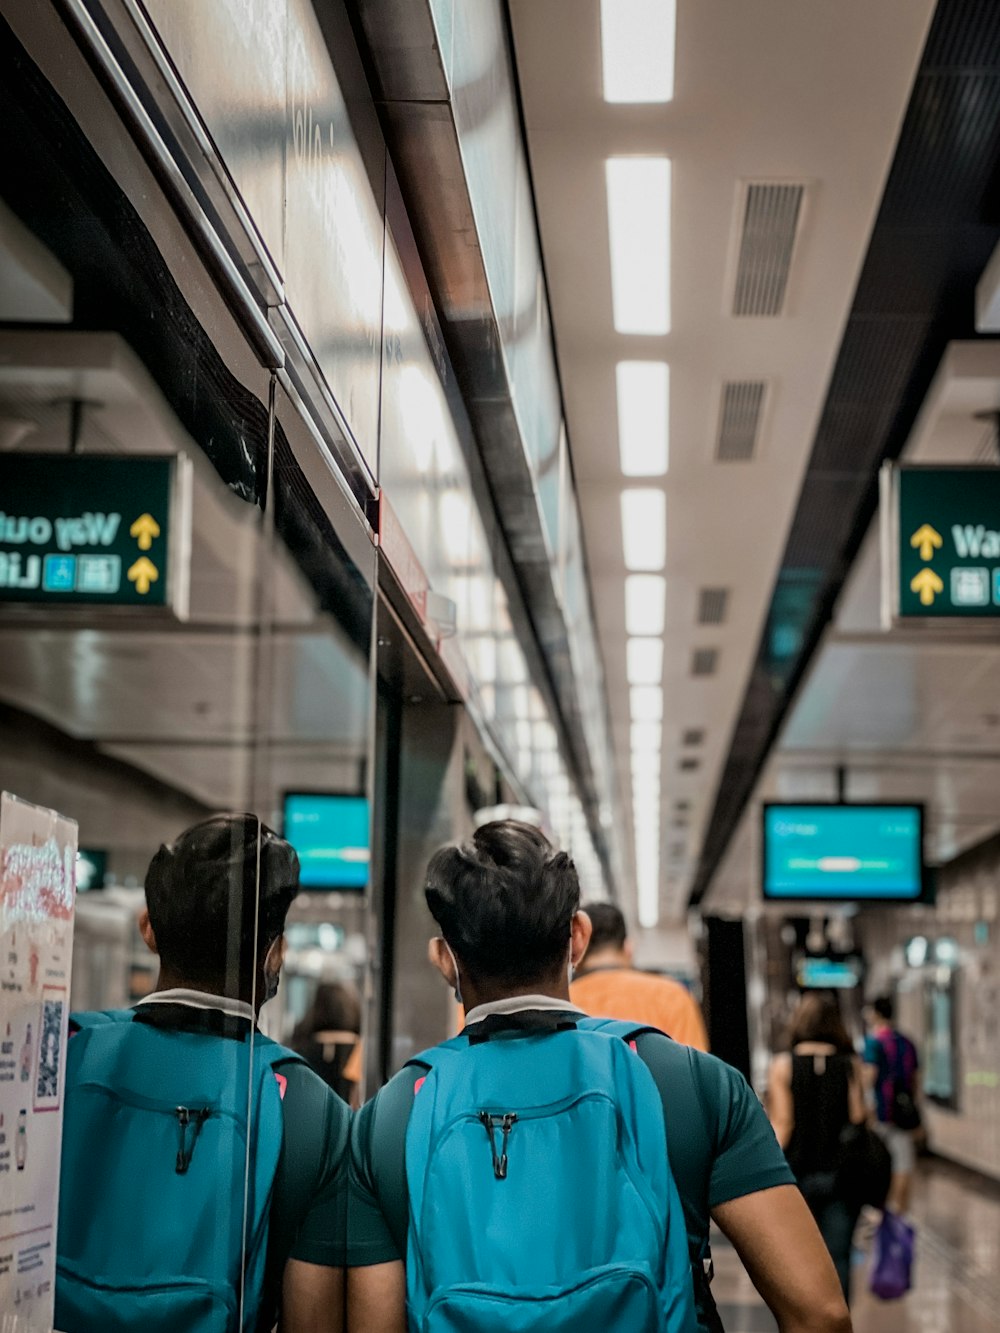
(698, 586, 730, 623)
(679, 757, 700, 772)
(682, 728, 705, 746)
(732, 182, 805, 316)
(716, 383, 765, 462)
(691, 648, 718, 677)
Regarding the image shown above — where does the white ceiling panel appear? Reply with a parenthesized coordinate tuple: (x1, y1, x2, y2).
(509, 0, 936, 921)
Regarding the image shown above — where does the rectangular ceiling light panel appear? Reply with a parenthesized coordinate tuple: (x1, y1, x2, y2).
(716, 382, 765, 462)
(630, 685, 663, 722)
(637, 859, 659, 928)
(631, 721, 661, 753)
(601, 0, 676, 104)
(606, 158, 671, 334)
(621, 489, 666, 570)
(617, 361, 669, 476)
(627, 636, 664, 685)
(625, 574, 666, 635)
(631, 752, 660, 782)
(732, 182, 805, 317)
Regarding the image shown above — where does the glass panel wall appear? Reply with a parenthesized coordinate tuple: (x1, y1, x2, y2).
(0, 6, 376, 1327)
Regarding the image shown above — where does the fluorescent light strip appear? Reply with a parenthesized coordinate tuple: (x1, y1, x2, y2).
(631, 752, 661, 780)
(630, 685, 663, 722)
(617, 361, 669, 476)
(606, 158, 671, 335)
(631, 721, 661, 753)
(601, 0, 676, 104)
(637, 867, 660, 928)
(633, 781, 660, 801)
(627, 637, 664, 685)
(625, 575, 666, 636)
(621, 490, 666, 570)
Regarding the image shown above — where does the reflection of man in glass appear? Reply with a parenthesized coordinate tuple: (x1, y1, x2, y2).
(57, 814, 348, 1333)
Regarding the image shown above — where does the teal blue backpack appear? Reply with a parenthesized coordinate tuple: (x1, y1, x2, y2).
(404, 1016, 697, 1332)
(56, 1010, 298, 1333)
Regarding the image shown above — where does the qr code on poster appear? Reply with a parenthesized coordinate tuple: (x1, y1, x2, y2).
(35, 997, 63, 1102)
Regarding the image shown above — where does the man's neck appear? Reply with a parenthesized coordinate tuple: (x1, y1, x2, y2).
(576, 948, 630, 975)
(461, 976, 570, 1013)
(154, 971, 260, 1015)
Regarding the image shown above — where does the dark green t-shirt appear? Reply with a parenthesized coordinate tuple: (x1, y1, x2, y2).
(348, 1015, 793, 1331)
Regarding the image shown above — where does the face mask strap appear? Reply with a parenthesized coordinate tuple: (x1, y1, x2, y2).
(444, 941, 463, 1005)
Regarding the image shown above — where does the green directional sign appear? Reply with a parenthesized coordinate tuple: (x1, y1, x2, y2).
(0, 454, 190, 615)
(882, 463, 1000, 622)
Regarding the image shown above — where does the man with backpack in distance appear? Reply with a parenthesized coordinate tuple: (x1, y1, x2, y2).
(347, 820, 852, 1333)
(863, 994, 922, 1216)
(56, 813, 349, 1333)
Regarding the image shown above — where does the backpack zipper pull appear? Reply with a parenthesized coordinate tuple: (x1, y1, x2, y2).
(479, 1111, 517, 1180)
(175, 1106, 211, 1175)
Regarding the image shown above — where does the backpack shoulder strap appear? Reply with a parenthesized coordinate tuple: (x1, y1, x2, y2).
(576, 1016, 667, 1045)
(250, 1033, 307, 1070)
(404, 1032, 468, 1077)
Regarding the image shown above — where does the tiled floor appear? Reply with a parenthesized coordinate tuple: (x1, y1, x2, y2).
(710, 1158, 1000, 1332)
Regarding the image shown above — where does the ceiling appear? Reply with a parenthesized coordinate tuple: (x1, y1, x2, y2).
(508, 0, 938, 921)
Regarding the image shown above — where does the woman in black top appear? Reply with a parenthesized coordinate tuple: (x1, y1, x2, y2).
(767, 993, 868, 1303)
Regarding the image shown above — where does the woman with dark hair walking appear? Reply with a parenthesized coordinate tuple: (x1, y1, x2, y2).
(767, 993, 869, 1304)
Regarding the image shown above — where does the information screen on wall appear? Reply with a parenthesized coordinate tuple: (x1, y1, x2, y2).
(0, 792, 77, 1332)
(762, 803, 925, 902)
(283, 793, 369, 890)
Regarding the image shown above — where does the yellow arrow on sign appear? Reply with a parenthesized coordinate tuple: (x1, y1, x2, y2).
(910, 522, 943, 562)
(910, 567, 943, 607)
(130, 513, 161, 551)
(127, 556, 159, 595)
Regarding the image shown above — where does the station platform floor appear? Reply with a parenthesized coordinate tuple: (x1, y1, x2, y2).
(711, 1158, 1000, 1331)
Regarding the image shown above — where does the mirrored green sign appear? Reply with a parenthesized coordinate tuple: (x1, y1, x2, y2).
(0, 454, 190, 614)
(882, 463, 1000, 622)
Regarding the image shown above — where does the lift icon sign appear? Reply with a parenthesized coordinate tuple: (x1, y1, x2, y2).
(0, 454, 190, 616)
(882, 464, 1000, 622)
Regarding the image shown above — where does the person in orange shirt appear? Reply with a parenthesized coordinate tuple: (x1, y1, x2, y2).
(570, 902, 709, 1051)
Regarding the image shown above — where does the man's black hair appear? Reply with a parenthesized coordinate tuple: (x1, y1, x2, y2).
(424, 820, 580, 985)
(872, 994, 895, 1022)
(145, 813, 299, 993)
(581, 901, 628, 953)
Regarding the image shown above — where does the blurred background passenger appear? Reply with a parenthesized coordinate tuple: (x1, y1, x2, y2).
(766, 993, 867, 1304)
(570, 902, 709, 1050)
(863, 994, 922, 1215)
(289, 980, 362, 1105)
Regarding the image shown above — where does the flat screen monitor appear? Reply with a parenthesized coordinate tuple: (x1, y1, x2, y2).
(762, 803, 924, 903)
(283, 793, 369, 891)
(797, 957, 862, 990)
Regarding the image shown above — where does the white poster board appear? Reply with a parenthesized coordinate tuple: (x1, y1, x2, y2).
(0, 794, 77, 1333)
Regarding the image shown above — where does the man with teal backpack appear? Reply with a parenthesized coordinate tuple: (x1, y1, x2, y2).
(348, 821, 852, 1333)
(56, 814, 349, 1333)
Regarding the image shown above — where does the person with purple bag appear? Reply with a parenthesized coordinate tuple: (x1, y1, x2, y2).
(863, 996, 922, 1216)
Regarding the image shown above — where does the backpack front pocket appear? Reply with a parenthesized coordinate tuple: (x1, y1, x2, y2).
(420, 1262, 661, 1333)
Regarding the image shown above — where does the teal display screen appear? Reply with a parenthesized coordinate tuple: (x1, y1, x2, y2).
(762, 804, 923, 901)
(283, 793, 370, 890)
(797, 957, 862, 989)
